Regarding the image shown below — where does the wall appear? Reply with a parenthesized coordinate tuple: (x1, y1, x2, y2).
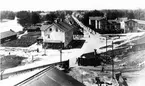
(64, 29, 73, 47)
(42, 25, 65, 42)
(0, 35, 17, 44)
(125, 20, 137, 32)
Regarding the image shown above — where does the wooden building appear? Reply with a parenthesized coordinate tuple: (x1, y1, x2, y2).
(125, 19, 145, 32)
(108, 20, 121, 31)
(0, 30, 17, 44)
(89, 16, 107, 30)
(40, 21, 74, 49)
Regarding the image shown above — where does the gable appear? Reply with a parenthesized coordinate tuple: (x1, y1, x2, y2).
(41, 22, 74, 33)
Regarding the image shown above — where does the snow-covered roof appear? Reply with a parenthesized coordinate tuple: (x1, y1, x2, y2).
(89, 16, 104, 20)
(0, 30, 17, 39)
(40, 21, 74, 32)
(126, 19, 145, 25)
(15, 67, 85, 86)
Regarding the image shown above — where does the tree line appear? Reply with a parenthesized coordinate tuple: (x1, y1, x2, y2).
(1, 10, 72, 28)
(80, 9, 145, 34)
(0, 11, 15, 20)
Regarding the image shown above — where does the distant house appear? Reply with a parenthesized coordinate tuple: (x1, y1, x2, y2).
(0, 30, 17, 44)
(89, 16, 107, 30)
(125, 19, 145, 32)
(40, 21, 74, 49)
(117, 17, 128, 29)
(108, 20, 121, 30)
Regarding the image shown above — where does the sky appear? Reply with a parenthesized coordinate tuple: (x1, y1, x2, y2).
(0, 0, 145, 11)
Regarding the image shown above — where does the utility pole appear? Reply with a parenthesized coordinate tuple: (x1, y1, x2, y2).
(60, 42, 63, 66)
(60, 48, 62, 63)
(0, 11, 2, 22)
(112, 41, 114, 79)
(106, 36, 107, 57)
(1, 56, 2, 80)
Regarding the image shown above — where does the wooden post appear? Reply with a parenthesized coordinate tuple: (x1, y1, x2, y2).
(106, 36, 107, 56)
(60, 48, 62, 63)
(112, 41, 114, 79)
(1, 57, 2, 80)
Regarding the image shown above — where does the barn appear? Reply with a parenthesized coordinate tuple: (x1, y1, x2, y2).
(0, 30, 17, 44)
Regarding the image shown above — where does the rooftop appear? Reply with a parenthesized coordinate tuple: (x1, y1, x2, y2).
(89, 16, 104, 20)
(126, 19, 145, 25)
(15, 67, 85, 86)
(40, 21, 74, 32)
(132, 19, 145, 25)
(0, 30, 17, 39)
(27, 26, 40, 30)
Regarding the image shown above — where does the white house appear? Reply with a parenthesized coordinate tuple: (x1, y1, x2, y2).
(40, 21, 74, 48)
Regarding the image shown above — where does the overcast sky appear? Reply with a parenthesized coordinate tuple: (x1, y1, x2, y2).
(0, 0, 145, 11)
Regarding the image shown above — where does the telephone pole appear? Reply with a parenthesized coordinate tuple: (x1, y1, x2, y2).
(112, 41, 114, 79)
(106, 36, 108, 57)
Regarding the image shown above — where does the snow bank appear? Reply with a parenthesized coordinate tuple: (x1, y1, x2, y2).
(0, 17, 23, 33)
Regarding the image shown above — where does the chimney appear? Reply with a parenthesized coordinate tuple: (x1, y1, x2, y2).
(54, 18, 59, 23)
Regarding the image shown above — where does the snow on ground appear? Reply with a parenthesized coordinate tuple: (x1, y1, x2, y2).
(0, 43, 82, 75)
(115, 32, 145, 48)
(1, 12, 145, 85)
(0, 17, 23, 33)
(124, 66, 145, 86)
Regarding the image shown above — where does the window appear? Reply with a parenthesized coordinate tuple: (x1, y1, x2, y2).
(49, 28, 52, 31)
(56, 28, 58, 32)
(48, 34, 50, 38)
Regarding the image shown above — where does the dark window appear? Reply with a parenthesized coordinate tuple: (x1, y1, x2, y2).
(49, 28, 52, 31)
(48, 34, 50, 38)
(56, 28, 58, 32)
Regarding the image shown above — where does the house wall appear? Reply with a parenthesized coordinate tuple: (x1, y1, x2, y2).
(0, 35, 17, 44)
(137, 23, 145, 30)
(125, 20, 138, 32)
(90, 20, 96, 28)
(64, 29, 73, 47)
(125, 20, 145, 32)
(42, 25, 65, 42)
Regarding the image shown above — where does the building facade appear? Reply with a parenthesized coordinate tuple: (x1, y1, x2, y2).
(125, 19, 145, 32)
(89, 17, 107, 30)
(40, 22, 74, 49)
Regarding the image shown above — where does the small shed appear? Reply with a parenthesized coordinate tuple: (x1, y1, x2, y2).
(0, 30, 17, 44)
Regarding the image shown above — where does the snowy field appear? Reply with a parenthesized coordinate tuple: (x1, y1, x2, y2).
(0, 18, 23, 33)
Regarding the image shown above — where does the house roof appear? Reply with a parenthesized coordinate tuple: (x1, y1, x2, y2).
(27, 26, 40, 30)
(40, 21, 74, 32)
(58, 21, 74, 31)
(117, 17, 128, 21)
(15, 67, 85, 86)
(132, 19, 145, 25)
(108, 20, 120, 23)
(40, 24, 52, 31)
(125, 19, 145, 25)
(0, 30, 17, 39)
(89, 16, 104, 20)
